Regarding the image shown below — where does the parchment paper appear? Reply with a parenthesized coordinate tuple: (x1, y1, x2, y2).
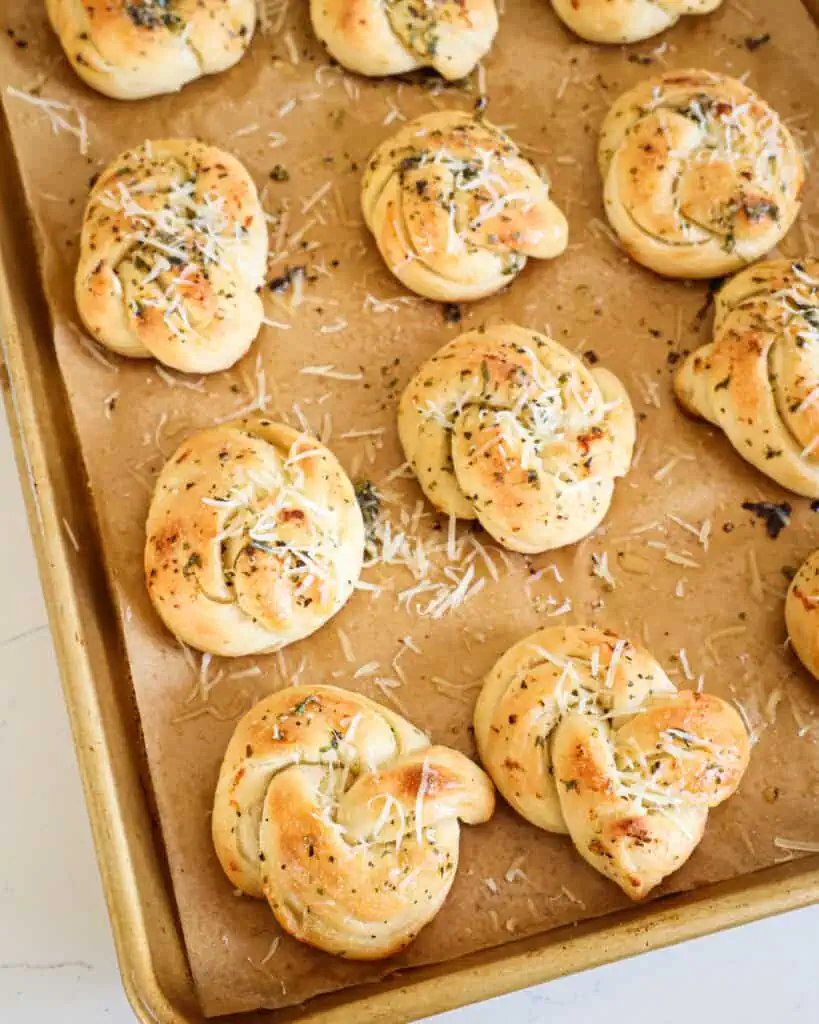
(1, 0, 818, 1016)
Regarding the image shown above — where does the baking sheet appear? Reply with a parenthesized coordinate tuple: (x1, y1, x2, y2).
(1, 0, 818, 1016)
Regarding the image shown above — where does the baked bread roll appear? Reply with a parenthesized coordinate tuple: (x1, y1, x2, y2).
(361, 111, 568, 302)
(310, 0, 498, 80)
(674, 258, 819, 497)
(46, 0, 256, 100)
(212, 684, 495, 958)
(397, 325, 635, 552)
(599, 70, 804, 278)
(786, 549, 819, 680)
(551, 0, 721, 44)
(145, 419, 364, 656)
(76, 139, 267, 375)
(474, 625, 750, 899)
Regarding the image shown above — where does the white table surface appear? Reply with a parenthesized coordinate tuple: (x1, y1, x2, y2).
(0, 404, 816, 1024)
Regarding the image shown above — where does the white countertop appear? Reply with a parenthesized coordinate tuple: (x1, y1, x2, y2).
(0, 405, 816, 1024)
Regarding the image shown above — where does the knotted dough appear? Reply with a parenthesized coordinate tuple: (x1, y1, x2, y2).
(310, 0, 498, 79)
(46, 0, 255, 100)
(76, 139, 267, 374)
(786, 548, 819, 681)
(675, 258, 819, 497)
(474, 626, 750, 898)
(551, 0, 721, 44)
(599, 70, 804, 278)
(213, 684, 495, 958)
(362, 111, 568, 302)
(145, 418, 364, 656)
(398, 325, 635, 552)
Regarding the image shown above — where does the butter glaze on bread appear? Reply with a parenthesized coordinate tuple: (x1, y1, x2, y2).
(76, 139, 267, 374)
(362, 111, 568, 302)
(675, 258, 819, 496)
(551, 0, 721, 44)
(47, 0, 256, 100)
(474, 626, 750, 899)
(311, 0, 498, 80)
(213, 684, 495, 958)
(786, 548, 819, 680)
(599, 70, 804, 278)
(398, 325, 635, 552)
(145, 419, 364, 656)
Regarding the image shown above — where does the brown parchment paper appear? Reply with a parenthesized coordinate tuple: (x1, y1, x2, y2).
(1, 0, 819, 1016)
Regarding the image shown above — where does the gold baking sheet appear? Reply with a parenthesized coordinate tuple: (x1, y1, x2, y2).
(0, 0, 818, 1019)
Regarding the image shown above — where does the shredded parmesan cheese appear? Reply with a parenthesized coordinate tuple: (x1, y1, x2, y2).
(282, 30, 299, 64)
(6, 86, 88, 154)
(62, 517, 80, 552)
(591, 551, 616, 590)
(260, 936, 281, 965)
(300, 365, 362, 381)
(68, 324, 119, 372)
(336, 628, 355, 663)
(773, 836, 819, 854)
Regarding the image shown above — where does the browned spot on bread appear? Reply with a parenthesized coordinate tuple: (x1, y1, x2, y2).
(609, 816, 652, 843)
(148, 520, 182, 558)
(791, 585, 816, 613)
(398, 762, 443, 798)
(568, 741, 610, 794)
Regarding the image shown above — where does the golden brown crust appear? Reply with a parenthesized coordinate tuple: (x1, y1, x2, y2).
(310, 0, 498, 80)
(786, 548, 819, 681)
(474, 625, 676, 833)
(474, 626, 750, 899)
(397, 325, 635, 552)
(75, 139, 267, 374)
(599, 70, 804, 278)
(674, 258, 819, 497)
(144, 418, 364, 656)
(46, 0, 255, 100)
(551, 0, 721, 44)
(361, 111, 568, 302)
(212, 685, 495, 959)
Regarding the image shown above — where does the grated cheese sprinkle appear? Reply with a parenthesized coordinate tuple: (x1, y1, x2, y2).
(336, 628, 355, 663)
(6, 86, 88, 154)
(773, 836, 819, 854)
(62, 517, 80, 552)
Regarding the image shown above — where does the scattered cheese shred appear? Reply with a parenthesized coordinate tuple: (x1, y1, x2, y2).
(301, 181, 332, 214)
(62, 517, 80, 552)
(560, 885, 585, 908)
(260, 936, 281, 965)
(546, 597, 572, 617)
(339, 427, 385, 439)
(504, 856, 529, 884)
(747, 548, 764, 603)
(336, 628, 355, 663)
(664, 549, 700, 569)
(282, 31, 299, 64)
(6, 86, 88, 154)
(430, 676, 481, 702)
(227, 665, 262, 681)
(154, 365, 206, 391)
(703, 626, 747, 664)
(68, 324, 119, 372)
(591, 551, 616, 590)
(773, 836, 819, 854)
(319, 318, 348, 334)
(300, 365, 362, 381)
